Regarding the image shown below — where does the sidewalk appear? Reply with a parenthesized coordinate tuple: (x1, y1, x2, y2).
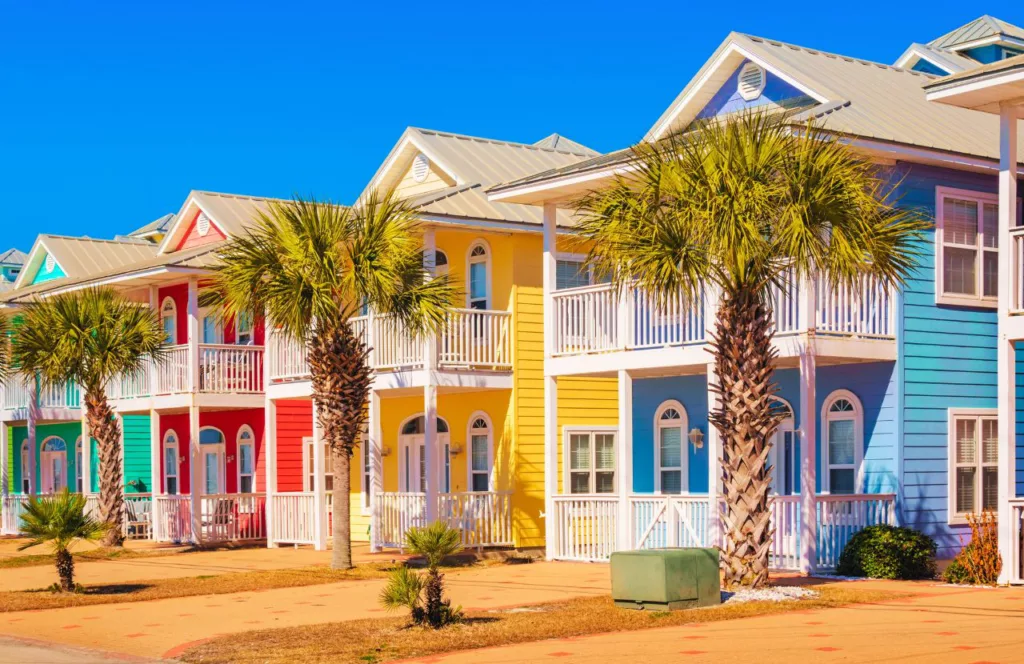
(1, 541, 403, 592)
(395, 581, 1024, 664)
(0, 560, 610, 659)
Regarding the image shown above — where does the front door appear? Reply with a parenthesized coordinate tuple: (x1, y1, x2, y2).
(399, 434, 450, 493)
(202, 447, 225, 495)
(40, 450, 67, 494)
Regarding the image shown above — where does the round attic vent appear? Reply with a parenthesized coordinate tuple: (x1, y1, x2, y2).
(44, 254, 55, 273)
(197, 212, 211, 237)
(412, 153, 430, 183)
(737, 62, 766, 101)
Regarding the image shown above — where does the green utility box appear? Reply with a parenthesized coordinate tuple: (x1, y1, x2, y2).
(610, 548, 720, 611)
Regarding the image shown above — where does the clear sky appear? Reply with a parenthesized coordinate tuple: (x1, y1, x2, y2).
(1, 1, 1020, 250)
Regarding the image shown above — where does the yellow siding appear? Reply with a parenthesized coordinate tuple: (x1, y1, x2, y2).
(394, 160, 456, 199)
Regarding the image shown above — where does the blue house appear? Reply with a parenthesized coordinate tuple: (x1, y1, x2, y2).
(489, 16, 1024, 575)
(0, 248, 27, 286)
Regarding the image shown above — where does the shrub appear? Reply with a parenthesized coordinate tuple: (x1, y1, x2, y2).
(18, 489, 110, 591)
(943, 511, 1001, 586)
(379, 521, 464, 628)
(835, 524, 936, 580)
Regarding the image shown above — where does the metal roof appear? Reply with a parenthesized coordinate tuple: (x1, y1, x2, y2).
(532, 134, 599, 155)
(924, 52, 1024, 90)
(128, 213, 175, 238)
(896, 43, 979, 73)
(929, 15, 1024, 50)
(0, 248, 27, 266)
(38, 236, 158, 278)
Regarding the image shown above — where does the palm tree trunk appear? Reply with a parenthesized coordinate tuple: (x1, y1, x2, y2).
(708, 284, 783, 589)
(55, 547, 75, 591)
(84, 389, 124, 547)
(307, 321, 372, 571)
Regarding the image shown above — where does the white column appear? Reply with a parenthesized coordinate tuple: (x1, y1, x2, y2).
(798, 348, 817, 575)
(189, 403, 201, 545)
(149, 286, 159, 397)
(704, 285, 721, 547)
(148, 410, 161, 541)
(311, 401, 327, 551)
(26, 389, 37, 494)
(368, 390, 382, 552)
(616, 370, 633, 551)
(997, 101, 1019, 584)
(187, 278, 200, 393)
(423, 227, 439, 523)
(80, 413, 91, 495)
(264, 398, 278, 548)
(542, 203, 559, 559)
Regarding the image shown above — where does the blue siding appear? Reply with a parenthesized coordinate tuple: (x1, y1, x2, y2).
(963, 44, 1011, 64)
(910, 59, 948, 76)
(29, 253, 66, 284)
(696, 59, 814, 120)
(631, 375, 709, 493)
(896, 164, 1002, 558)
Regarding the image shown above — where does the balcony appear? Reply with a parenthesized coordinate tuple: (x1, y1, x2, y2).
(107, 344, 265, 402)
(268, 308, 513, 384)
(1, 377, 81, 415)
(549, 275, 895, 374)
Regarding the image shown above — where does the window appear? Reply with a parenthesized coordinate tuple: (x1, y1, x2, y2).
(235, 312, 254, 346)
(20, 441, 29, 493)
(822, 391, 863, 494)
(555, 255, 610, 290)
(949, 410, 998, 523)
(75, 438, 84, 492)
(237, 426, 255, 493)
(163, 430, 179, 495)
(655, 401, 687, 494)
(304, 437, 334, 492)
(434, 250, 448, 277)
(467, 242, 490, 309)
(160, 297, 177, 344)
(468, 414, 493, 492)
(566, 429, 616, 494)
(771, 399, 799, 496)
(201, 309, 223, 344)
(936, 188, 999, 307)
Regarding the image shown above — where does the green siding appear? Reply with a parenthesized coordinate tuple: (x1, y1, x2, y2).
(122, 415, 151, 493)
(29, 252, 66, 284)
(11, 422, 86, 493)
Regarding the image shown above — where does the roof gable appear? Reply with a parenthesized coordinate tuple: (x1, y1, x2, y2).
(14, 235, 158, 289)
(695, 58, 816, 120)
(157, 191, 282, 255)
(929, 15, 1024, 52)
(175, 209, 228, 251)
(29, 250, 66, 285)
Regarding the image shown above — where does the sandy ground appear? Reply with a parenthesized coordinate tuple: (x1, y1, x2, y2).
(0, 560, 609, 659)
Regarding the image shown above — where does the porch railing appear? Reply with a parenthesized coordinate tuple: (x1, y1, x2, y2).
(815, 493, 896, 569)
(629, 494, 711, 550)
(1011, 499, 1024, 583)
(269, 492, 317, 545)
(153, 495, 192, 543)
(439, 309, 512, 370)
(1013, 228, 1024, 314)
(374, 492, 428, 549)
(3, 493, 151, 539)
(550, 494, 619, 562)
(198, 345, 264, 393)
(1, 377, 80, 411)
(108, 359, 152, 400)
(1, 495, 28, 535)
(2, 378, 31, 410)
(372, 491, 514, 550)
(156, 345, 190, 394)
(199, 493, 266, 541)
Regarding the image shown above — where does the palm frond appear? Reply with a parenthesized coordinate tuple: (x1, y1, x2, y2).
(404, 521, 464, 569)
(17, 489, 110, 554)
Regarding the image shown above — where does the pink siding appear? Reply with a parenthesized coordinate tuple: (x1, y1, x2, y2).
(176, 209, 227, 251)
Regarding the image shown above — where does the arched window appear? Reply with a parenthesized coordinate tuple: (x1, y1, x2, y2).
(822, 390, 864, 495)
(160, 297, 177, 344)
(236, 425, 255, 493)
(467, 241, 490, 310)
(434, 249, 449, 277)
(468, 413, 493, 492)
(20, 440, 29, 493)
(655, 401, 687, 494)
(770, 398, 798, 495)
(398, 415, 449, 493)
(401, 416, 449, 435)
(41, 437, 66, 452)
(163, 429, 179, 495)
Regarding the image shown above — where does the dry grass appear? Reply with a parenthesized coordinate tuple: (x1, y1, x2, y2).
(0, 545, 194, 570)
(180, 583, 910, 664)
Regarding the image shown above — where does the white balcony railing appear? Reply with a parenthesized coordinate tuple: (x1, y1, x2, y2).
(439, 309, 512, 370)
(156, 344, 190, 394)
(198, 345, 264, 393)
(1, 376, 80, 412)
(2, 378, 31, 410)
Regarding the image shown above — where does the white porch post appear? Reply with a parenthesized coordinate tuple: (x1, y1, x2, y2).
(368, 389, 382, 552)
(798, 348, 817, 575)
(997, 100, 1019, 585)
(542, 203, 559, 559)
(265, 398, 278, 548)
(423, 227, 439, 524)
(187, 278, 200, 393)
(149, 409, 161, 541)
(26, 388, 37, 494)
(616, 370, 633, 551)
(704, 284, 721, 547)
(188, 403, 201, 545)
(311, 401, 327, 551)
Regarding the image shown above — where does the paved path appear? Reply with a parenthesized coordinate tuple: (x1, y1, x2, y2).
(0, 561, 609, 659)
(0, 635, 165, 663)
(396, 581, 1024, 664)
(1, 541, 403, 592)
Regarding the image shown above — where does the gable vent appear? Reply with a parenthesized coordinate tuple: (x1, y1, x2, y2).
(412, 153, 430, 183)
(196, 212, 211, 237)
(44, 254, 55, 273)
(737, 62, 766, 101)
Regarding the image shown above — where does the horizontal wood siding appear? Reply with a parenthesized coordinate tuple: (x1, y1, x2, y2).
(122, 415, 151, 493)
(275, 399, 312, 493)
(631, 375, 709, 493)
(513, 284, 545, 547)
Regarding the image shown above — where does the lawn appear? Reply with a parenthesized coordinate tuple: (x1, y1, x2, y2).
(0, 545, 194, 570)
(179, 583, 911, 664)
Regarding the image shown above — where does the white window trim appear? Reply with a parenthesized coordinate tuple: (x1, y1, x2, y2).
(163, 429, 179, 495)
(236, 425, 255, 494)
(654, 400, 688, 494)
(466, 239, 492, 310)
(466, 411, 494, 492)
(820, 389, 864, 494)
(160, 296, 178, 345)
(947, 407, 999, 525)
(302, 436, 334, 494)
(359, 433, 371, 515)
(770, 397, 797, 496)
(935, 186, 1000, 308)
(563, 426, 618, 495)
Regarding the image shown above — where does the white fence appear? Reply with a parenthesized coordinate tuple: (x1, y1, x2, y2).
(630, 494, 711, 550)
(198, 345, 264, 393)
(815, 493, 896, 569)
(550, 495, 619, 562)
(154, 495, 192, 543)
(156, 345, 190, 394)
(815, 276, 895, 339)
(268, 335, 310, 383)
(372, 491, 514, 550)
(270, 492, 318, 545)
(199, 493, 266, 541)
(1, 495, 28, 535)
(2, 493, 152, 539)
(551, 284, 620, 355)
(2, 378, 31, 410)
(374, 492, 428, 549)
(439, 309, 512, 370)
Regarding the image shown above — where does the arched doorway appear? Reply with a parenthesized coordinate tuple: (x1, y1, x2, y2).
(398, 415, 450, 493)
(40, 437, 68, 494)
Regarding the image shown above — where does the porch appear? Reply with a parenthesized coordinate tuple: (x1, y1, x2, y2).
(2, 493, 155, 541)
(550, 492, 896, 571)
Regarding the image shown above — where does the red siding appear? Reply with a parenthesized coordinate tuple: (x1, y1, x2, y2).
(158, 283, 188, 344)
(158, 409, 265, 494)
(275, 399, 312, 492)
(176, 209, 227, 251)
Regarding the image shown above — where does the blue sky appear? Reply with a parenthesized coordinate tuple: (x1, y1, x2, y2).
(1, 1, 1020, 250)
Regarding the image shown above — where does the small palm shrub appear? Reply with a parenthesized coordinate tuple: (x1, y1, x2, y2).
(18, 490, 110, 591)
(836, 525, 936, 580)
(943, 511, 1001, 585)
(380, 521, 464, 628)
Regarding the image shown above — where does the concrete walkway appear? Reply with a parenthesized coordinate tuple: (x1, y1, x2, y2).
(396, 581, 1024, 664)
(0, 635, 167, 663)
(0, 561, 609, 660)
(1, 541, 403, 592)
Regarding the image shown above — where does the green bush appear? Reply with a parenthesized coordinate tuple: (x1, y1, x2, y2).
(835, 524, 937, 580)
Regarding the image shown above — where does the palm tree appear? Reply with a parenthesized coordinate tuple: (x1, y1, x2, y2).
(18, 489, 109, 591)
(14, 288, 166, 546)
(202, 190, 455, 569)
(380, 521, 464, 627)
(574, 112, 929, 588)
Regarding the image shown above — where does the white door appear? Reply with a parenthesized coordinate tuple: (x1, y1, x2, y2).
(40, 450, 67, 493)
(399, 434, 450, 493)
(202, 447, 225, 495)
